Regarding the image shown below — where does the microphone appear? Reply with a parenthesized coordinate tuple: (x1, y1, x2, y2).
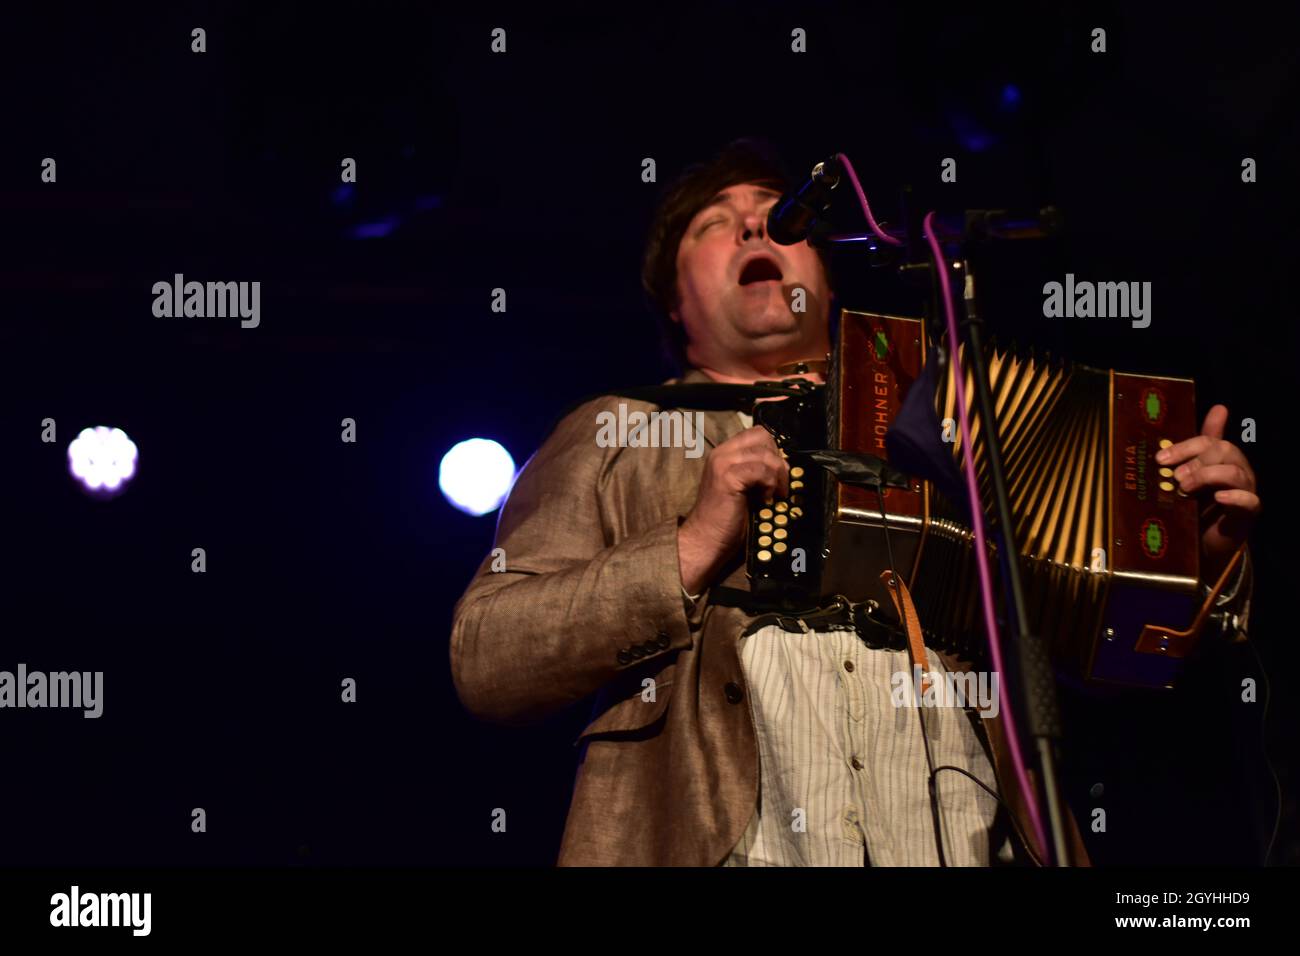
(767, 156, 842, 245)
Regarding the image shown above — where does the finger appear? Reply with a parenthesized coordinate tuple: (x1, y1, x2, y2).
(718, 432, 783, 470)
(1202, 438, 1248, 468)
(1200, 404, 1228, 441)
(730, 451, 789, 497)
(1176, 462, 1252, 495)
(1186, 447, 1253, 489)
(730, 441, 787, 472)
(1156, 434, 1213, 467)
(1212, 488, 1261, 513)
(729, 460, 781, 498)
(765, 450, 792, 498)
(1161, 436, 1239, 472)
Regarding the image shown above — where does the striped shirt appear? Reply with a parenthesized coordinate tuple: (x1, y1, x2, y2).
(721, 411, 1003, 866)
(721, 627, 1004, 866)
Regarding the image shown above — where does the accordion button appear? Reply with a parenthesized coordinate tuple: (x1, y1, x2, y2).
(774, 529, 787, 540)
(790, 495, 802, 505)
(775, 515, 788, 526)
(759, 508, 774, 520)
(775, 502, 789, 513)
(1159, 481, 1175, 492)
(758, 535, 772, 547)
(790, 508, 803, 518)
(773, 542, 788, 554)
(759, 522, 773, 533)
(1159, 467, 1174, 478)
(790, 466, 805, 478)
(1159, 438, 1173, 449)
(757, 549, 773, 562)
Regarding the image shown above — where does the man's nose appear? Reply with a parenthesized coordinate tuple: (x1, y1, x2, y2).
(741, 209, 766, 242)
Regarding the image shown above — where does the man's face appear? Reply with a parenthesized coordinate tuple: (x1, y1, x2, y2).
(671, 182, 831, 374)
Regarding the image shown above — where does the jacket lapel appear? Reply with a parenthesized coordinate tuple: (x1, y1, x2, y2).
(674, 367, 748, 450)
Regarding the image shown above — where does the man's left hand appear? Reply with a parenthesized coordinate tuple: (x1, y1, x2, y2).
(1155, 404, 1260, 583)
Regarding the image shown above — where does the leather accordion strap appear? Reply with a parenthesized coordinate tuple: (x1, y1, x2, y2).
(879, 570, 932, 696)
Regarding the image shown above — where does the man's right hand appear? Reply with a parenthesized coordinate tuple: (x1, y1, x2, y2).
(677, 426, 789, 595)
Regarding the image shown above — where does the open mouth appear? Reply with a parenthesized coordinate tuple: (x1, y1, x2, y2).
(738, 257, 784, 286)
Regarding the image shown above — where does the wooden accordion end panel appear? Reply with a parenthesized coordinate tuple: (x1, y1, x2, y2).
(748, 308, 1204, 689)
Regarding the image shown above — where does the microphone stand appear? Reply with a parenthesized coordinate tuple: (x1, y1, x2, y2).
(952, 223, 1073, 867)
(815, 206, 1075, 865)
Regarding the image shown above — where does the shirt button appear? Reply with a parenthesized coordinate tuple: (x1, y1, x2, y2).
(844, 660, 855, 672)
(724, 682, 744, 704)
(851, 756, 864, 771)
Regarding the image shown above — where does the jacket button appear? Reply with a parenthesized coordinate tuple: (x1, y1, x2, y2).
(641, 640, 659, 654)
(851, 756, 864, 771)
(724, 682, 744, 704)
(630, 645, 646, 659)
(617, 649, 632, 665)
(656, 631, 671, 649)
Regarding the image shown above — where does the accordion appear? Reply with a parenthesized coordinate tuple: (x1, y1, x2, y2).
(746, 309, 1209, 690)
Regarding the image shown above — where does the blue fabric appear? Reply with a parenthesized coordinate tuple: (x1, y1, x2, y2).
(884, 344, 970, 523)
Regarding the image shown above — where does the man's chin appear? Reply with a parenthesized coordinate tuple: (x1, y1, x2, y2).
(737, 316, 806, 346)
(733, 300, 804, 334)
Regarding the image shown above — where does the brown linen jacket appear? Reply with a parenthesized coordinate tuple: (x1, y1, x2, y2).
(450, 368, 1104, 866)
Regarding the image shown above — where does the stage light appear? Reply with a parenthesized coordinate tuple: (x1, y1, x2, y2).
(439, 439, 516, 516)
(68, 426, 139, 497)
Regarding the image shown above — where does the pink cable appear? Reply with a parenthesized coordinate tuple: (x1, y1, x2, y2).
(834, 153, 904, 246)
(921, 210, 1049, 860)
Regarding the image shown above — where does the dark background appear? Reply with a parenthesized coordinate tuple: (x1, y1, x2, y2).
(1, 2, 1295, 866)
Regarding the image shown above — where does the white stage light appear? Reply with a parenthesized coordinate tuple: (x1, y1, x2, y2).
(68, 426, 139, 496)
(439, 439, 516, 516)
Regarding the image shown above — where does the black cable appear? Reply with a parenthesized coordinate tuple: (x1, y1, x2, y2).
(931, 764, 1034, 864)
(873, 483, 948, 867)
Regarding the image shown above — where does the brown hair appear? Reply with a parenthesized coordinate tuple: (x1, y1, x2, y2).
(639, 138, 799, 372)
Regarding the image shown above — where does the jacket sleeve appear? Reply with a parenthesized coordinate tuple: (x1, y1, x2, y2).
(449, 396, 698, 727)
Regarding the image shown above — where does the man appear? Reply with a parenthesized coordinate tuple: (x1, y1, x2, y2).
(449, 139, 1259, 866)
